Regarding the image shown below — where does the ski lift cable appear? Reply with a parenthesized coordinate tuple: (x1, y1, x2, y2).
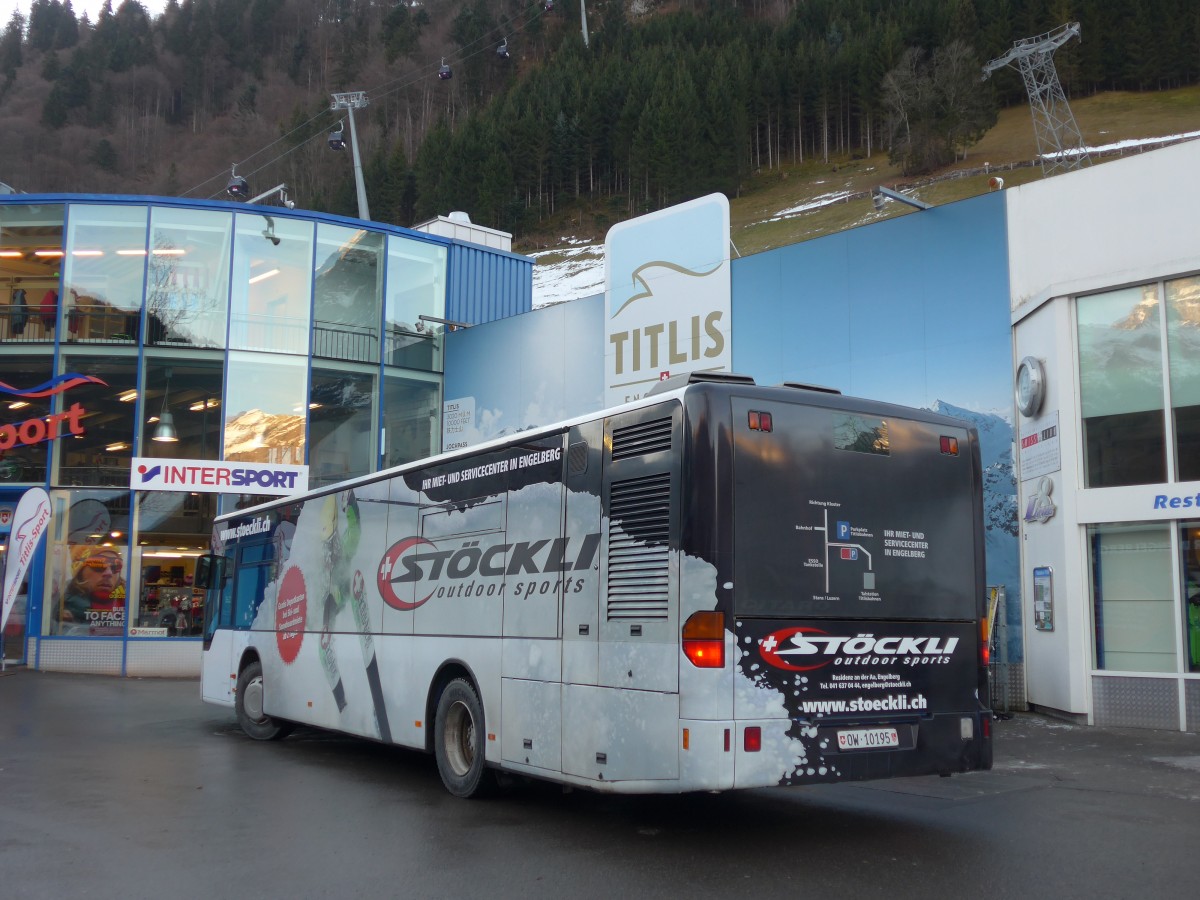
(184, 2, 558, 200)
(364, 0, 552, 99)
(181, 103, 344, 197)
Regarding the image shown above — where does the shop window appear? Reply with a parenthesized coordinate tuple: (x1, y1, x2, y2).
(131, 492, 215, 637)
(382, 371, 440, 469)
(0, 204, 64, 345)
(1089, 523, 1176, 673)
(0, 353, 53, 484)
(309, 365, 377, 489)
(42, 489, 130, 637)
(53, 353, 138, 487)
(62, 204, 148, 345)
(385, 237, 445, 372)
(139, 355, 224, 460)
(229, 213, 313, 355)
(145, 207, 231, 349)
(223, 351, 307, 465)
(1078, 285, 1167, 487)
(1166, 275, 1200, 482)
(313, 225, 383, 363)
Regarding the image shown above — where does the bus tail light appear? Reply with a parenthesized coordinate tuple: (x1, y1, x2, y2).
(682, 611, 725, 668)
(980, 618, 990, 668)
(744, 727, 761, 752)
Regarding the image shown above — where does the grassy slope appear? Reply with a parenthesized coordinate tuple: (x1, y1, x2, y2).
(730, 85, 1200, 256)
(519, 85, 1200, 263)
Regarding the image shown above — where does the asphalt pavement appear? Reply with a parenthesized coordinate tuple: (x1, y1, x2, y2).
(2, 669, 1198, 899)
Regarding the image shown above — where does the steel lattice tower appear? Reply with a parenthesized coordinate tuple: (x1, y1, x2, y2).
(983, 22, 1091, 176)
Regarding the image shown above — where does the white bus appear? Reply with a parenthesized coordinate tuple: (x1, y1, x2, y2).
(199, 372, 993, 797)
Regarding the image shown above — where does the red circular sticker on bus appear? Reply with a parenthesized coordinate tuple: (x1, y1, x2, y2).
(275, 566, 307, 664)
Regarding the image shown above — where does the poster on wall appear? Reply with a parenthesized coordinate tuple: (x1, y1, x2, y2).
(604, 193, 732, 407)
(1019, 410, 1061, 481)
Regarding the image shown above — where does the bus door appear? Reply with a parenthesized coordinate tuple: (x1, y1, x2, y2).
(200, 550, 235, 703)
(200, 540, 274, 704)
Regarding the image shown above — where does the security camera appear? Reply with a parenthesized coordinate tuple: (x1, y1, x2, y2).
(285, 199, 295, 210)
(263, 230, 280, 246)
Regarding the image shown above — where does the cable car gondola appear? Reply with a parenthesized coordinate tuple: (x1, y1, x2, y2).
(328, 121, 346, 152)
(226, 169, 249, 201)
(496, 38, 510, 59)
(438, 58, 453, 80)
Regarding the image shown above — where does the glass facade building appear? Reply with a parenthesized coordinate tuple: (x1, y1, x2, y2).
(0, 196, 528, 675)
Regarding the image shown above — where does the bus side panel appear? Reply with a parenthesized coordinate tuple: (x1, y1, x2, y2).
(380, 476, 421, 635)
(502, 478, 565, 641)
(561, 684, 679, 782)
(598, 402, 681, 694)
(201, 628, 237, 707)
(501, 678, 562, 771)
(562, 419, 603, 687)
(223, 482, 399, 742)
(375, 634, 503, 758)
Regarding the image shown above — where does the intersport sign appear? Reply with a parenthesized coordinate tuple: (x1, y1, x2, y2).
(130, 457, 309, 496)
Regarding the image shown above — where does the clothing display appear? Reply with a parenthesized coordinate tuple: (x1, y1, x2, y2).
(9, 287, 28, 334)
(40, 289, 57, 330)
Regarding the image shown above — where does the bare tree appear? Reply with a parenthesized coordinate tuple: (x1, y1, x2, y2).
(882, 41, 995, 176)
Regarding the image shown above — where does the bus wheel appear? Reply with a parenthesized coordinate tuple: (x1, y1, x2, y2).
(434, 678, 490, 798)
(236, 660, 293, 741)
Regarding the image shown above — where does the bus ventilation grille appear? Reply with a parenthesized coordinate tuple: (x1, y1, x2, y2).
(607, 473, 671, 620)
(611, 417, 672, 459)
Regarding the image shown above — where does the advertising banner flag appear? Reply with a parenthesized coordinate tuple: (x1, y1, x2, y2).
(2, 487, 51, 633)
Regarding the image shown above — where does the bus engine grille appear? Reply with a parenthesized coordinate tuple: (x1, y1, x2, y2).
(607, 473, 671, 620)
(611, 417, 673, 459)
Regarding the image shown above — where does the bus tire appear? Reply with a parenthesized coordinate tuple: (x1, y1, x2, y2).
(434, 678, 490, 798)
(236, 659, 293, 741)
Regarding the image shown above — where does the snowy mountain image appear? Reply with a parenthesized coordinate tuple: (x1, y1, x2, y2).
(930, 400, 1021, 662)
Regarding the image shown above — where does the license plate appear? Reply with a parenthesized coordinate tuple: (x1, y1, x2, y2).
(837, 727, 899, 750)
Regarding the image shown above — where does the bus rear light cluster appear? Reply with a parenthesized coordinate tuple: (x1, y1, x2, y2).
(980, 618, 990, 668)
(682, 611, 725, 668)
(939, 436, 959, 456)
(748, 411, 773, 432)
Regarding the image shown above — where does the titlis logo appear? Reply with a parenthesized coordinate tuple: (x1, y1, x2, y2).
(377, 533, 601, 611)
(758, 627, 959, 671)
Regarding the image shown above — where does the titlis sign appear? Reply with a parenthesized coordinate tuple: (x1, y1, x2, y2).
(604, 193, 732, 406)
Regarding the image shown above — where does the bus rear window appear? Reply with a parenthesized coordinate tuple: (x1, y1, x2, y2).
(733, 401, 978, 621)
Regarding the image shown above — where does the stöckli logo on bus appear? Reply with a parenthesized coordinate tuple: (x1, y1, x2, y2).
(759, 627, 960, 671)
(377, 533, 601, 611)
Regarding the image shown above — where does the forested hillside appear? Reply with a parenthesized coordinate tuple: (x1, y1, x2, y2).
(1, 0, 1196, 239)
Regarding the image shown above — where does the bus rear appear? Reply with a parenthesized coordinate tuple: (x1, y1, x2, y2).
(682, 383, 992, 789)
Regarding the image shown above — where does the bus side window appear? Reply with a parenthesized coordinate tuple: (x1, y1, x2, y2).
(233, 564, 272, 628)
(232, 542, 274, 629)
